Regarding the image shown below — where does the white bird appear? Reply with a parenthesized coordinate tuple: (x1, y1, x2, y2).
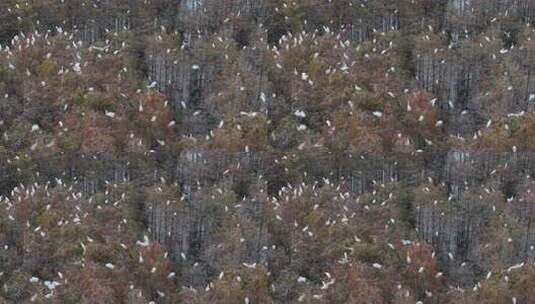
(105, 111, 116, 118)
(401, 240, 412, 246)
(507, 263, 524, 272)
(242, 262, 257, 269)
(297, 124, 307, 131)
(372, 111, 383, 118)
(105, 263, 115, 270)
(136, 235, 150, 247)
(44, 281, 61, 290)
(321, 278, 335, 289)
(294, 110, 306, 118)
(73, 62, 82, 74)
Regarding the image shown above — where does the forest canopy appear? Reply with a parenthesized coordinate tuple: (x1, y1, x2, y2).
(2, 0, 535, 303)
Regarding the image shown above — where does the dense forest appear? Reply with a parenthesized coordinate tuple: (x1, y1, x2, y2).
(2, 0, 535, 303)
